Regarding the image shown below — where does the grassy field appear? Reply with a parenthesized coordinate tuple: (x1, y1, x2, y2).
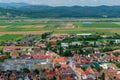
(0, 19, 120, 35)
(74, 22, 120, 28)
(0, 34, 24, 41)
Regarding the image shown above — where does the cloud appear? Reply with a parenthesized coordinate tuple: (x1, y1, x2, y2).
(1, 0, 120, 6)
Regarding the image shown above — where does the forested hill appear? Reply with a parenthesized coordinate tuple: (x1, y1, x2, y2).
(0, 3, 120, 18)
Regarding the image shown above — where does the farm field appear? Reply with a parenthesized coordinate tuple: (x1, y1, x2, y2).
(0, 34, 24, 41)
(54, 22, 120, 34)
(0, 18, 120, 35)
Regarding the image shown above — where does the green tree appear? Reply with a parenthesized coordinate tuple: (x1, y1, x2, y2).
(34, 69, 39, 75)
(22, 68, 30, 73)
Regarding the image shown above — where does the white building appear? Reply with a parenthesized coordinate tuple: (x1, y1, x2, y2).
(1, 58, 51, 71)
(115, 40, 120, 44)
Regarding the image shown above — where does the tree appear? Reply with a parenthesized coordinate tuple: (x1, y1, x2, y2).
(59, 47, 64, 56)
(41, 78, 46, 80)
(114, 52, 120, 57)
(101, 73, 105, 80)
(34, 69, 39, 75)
(41, 32, 52, 39)
(51, 76, 56, 80)
(63, 50, 73, 57)
(22, 68, 30, 73)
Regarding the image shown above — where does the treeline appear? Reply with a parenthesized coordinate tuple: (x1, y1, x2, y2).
(0, 3, 120, 18)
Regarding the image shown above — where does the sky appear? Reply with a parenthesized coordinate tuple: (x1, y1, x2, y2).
(0, 0, 120, 6)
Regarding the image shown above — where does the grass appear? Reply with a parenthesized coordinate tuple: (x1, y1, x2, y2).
(74, 22, 120, 28)
(0, 34, 24, 41)
(0, 20, 64, 31)
(0, 19, 120, 34)
(0, 21, 46, 26)
(53, 29, 112, 34)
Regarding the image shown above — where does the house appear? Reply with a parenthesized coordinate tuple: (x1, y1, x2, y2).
(46, 70, 56, 79)
(9, 74, 17, 80)
(36, 43, 46, 48)
(53, 57, 67, 67)
(117, 55, 120, 62)
(85, 67, 96, 80)
(20, 54, 31, 59)
(106, 54, 116, 61)
(100, 69, 117, 80)
(32, 54, 50, 62)
(61, 64, 68, 69)
(77, 68, 87, 80)
(45, 51, 60, 58)
(60, 66, 75, 80)
(101, 35, 108, 38)
(100, 63, 118, 70)
(116, 74, 120, 80)
(116, 69, 120, 74)
(70, 42, 81, 46)
(61, 43, 69, 48)
(3, 47, 23, 52)
(51, 34, 69, 38)
(77, 33, 92, 36)
(115, 40, 120, 44)
(48, 38, 57, 43)
(2, 58, 51, 71)
(0, 54, 7, 58)
(10, 52, 19, 58)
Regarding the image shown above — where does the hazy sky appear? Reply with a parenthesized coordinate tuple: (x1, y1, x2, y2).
(0, 0, 120, 6)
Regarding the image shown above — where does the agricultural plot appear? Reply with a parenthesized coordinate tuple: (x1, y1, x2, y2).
(74, 22, 120, 28)
(66, 22, 120, 34)
(0, 19, 120, 35)
(0, 34, 24, 41)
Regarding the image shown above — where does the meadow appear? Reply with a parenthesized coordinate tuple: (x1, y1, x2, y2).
(0, 18, 120, 36)
(0, 34, 24, 41)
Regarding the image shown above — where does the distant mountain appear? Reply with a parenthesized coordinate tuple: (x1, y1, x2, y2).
(0, 7, 24, 18)
(0, 3, 120, 18)
(0, 3, 29, 9)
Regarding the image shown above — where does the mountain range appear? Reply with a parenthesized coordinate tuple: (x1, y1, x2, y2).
(0, 3, 120, 18)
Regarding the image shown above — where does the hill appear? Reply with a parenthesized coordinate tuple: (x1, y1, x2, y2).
(0, 3, 120, 18)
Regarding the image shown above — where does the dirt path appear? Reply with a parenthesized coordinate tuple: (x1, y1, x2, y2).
(113, 22, 120, 25)
(65, 23, 74, 29)
(0, 31, 51, 35)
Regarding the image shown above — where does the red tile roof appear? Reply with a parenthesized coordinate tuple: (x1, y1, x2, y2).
(53, 57, 67, 64)
(10, 52, 18, 56)
(100, 69, 117, 78)
(61, 64, 68, 68)
(77, 68, 85, 74)
(85, 70, 90, 75)
(32, 54, 50, 59)
(64, 77, 74, 80)
(86, 67, 94, 74)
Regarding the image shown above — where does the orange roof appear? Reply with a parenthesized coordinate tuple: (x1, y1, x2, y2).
(61, 64, 68, 68)
(105, 74, 110, 80)
(32, 54, 50, 59)
(77, 59, 81, 63)
(100, 69, 117, 78)
(117, 55, 120, 61)
(86, 66, 94, 73)
(77, 68, 85, 74)
(48, 39, 57, 42)
(46, 51, 59, 57)
(53, 57, 67, 64)
(116, 74, 120, 80)
(111, 63, 118, 69)
(36, 43, 46, 47)
(10, 52, 18, 56)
